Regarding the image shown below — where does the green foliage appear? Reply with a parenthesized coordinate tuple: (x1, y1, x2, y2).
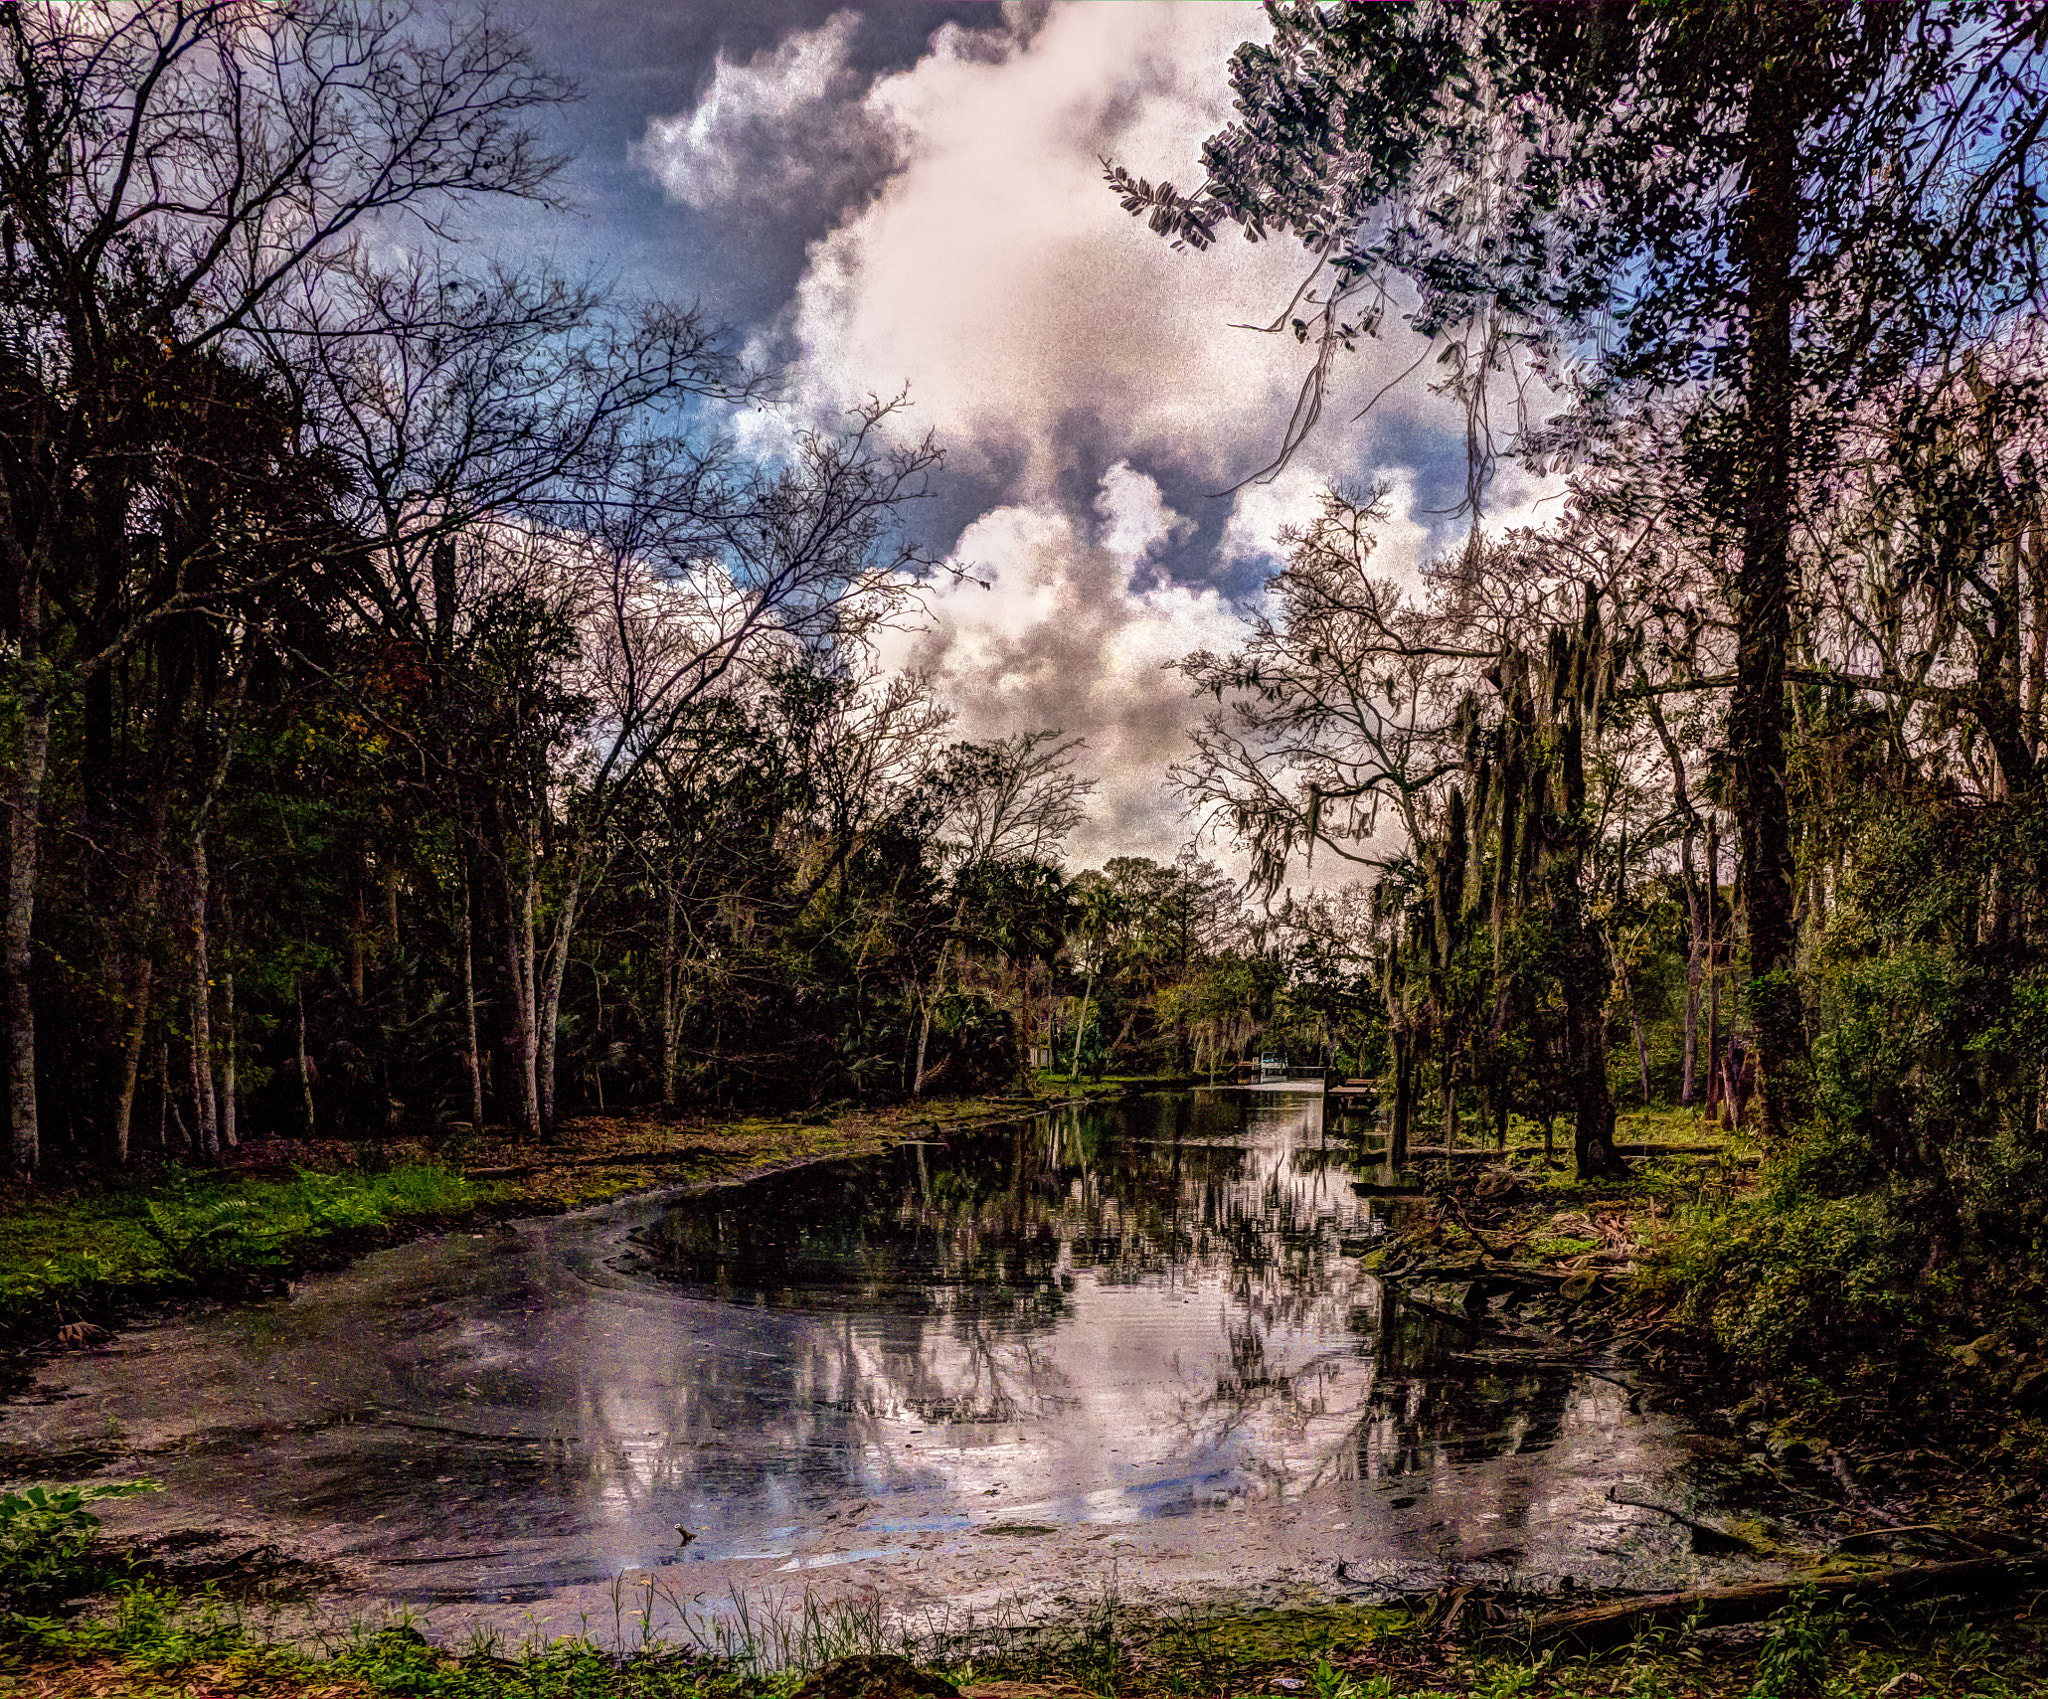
(1472, 1655, 1551, 1699)
(932, 993, 1022, 1096)
(1811, 944, 1988, 1179)
(141, 1196, 286, 1281)
(1750, 1586, 1840, 1698)
(1634, 785, 2048, 1398)
(1653, 1182, 1921, 1380)
(1311, 1653, 1357, 1699)
(1071, 1017, 1111, 1082)
(0, 1166, 480, 1341)
(0, 1480, 158, 1611)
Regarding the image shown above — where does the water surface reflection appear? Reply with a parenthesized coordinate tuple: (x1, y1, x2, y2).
(0, 1090, 1705, 1623)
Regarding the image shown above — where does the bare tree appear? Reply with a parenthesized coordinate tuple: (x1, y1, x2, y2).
(525, 399, 942, 1131)
(631, 660, 953, 1108)
(912, 730, 1092, 1097)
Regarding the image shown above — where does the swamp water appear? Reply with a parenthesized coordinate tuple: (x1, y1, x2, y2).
(0, 1091, 1738, 1634)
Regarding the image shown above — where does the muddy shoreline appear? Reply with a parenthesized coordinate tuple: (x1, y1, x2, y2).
(0, 1089, 1113, 1396)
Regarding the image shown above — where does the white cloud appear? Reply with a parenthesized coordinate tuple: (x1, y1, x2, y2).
(630, 11, 901, 213)
(779, 2, 1459, 497)
(876, 466, 1245, 866)
(1094, 460, 1194, 586)
(1219, 463, 1327, 576)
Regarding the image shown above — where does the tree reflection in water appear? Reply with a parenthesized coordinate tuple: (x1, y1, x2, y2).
(631, 1089, 1580, 1539)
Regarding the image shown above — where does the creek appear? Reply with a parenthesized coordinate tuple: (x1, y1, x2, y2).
(0, 1090, 1751, 1635)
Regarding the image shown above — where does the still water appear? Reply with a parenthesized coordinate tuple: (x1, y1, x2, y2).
(0, 1091, 1721, 1629)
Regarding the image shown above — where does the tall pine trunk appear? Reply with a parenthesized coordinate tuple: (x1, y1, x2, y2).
(1733, 12, 1806, 1142)
(1620, 962, 1652, 1103)
(1388, 1021, 1413, 1169)
(501, 825, 542, 1143)
(296, 982, 316, 1137)
(659, 880, 681, 1108)
(114, 952, 153, 1165)
(1681, 826, 1703, 1107)
(220, 962, 236, 1151)
(113, 793, 172, 1163)
(536, 839, 589, 1134)
(459, 848, 484, 1130)
(1705, 817, 1723, 1119)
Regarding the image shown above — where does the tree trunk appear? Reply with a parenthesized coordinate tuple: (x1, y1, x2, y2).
(536, 838, 589, 1135)
(659, 880, 680, 1108)
(114, 954, 153, 1166)
(1389, 1022, 1413, 1168)
(1068, 969, 1094, 1079)
(1732, 10, 1806, 1142)
(459, 850, 484, 1129)
(111, 782, 178, 1163)
(296, 980, 315, 1137)
(501, 823, 542, 1143)
(1622, 965, 1652, 1103)
(189, 834, 218, 1159)
(349, 882, 367, 1003)
(1681, 827, 1703, 1107)
(1644, 678, 1703, 1108)
(220, 963, 236, 1151)
(1705, 817, 1722, 1118)
(6, 686, 49, 1175)
(383, 859, 405, 1028)
(1564, 941, 1620, 1177)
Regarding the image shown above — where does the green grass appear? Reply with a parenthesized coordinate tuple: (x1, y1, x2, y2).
(0, 1164, 497, 1344)
(1030, 1071, 1199, 1094)
(6, 1570, 2048, 1699)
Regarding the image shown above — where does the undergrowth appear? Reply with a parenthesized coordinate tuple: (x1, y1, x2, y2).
(1640, 1113, 2048, 1436)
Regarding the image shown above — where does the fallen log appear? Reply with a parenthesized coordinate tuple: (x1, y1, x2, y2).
(1389, 1257, 1611, 1291)
(1396, 1292, 1482, 1328)
(1830, 1521, 2041, 1557)
(1607, 1483, 1766, 1555)
(1484, 1257, 1616, 1289)
(1525, 1555, 2044, 1650)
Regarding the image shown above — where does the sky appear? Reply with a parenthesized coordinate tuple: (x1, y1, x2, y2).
(500, 0, 1517, 873)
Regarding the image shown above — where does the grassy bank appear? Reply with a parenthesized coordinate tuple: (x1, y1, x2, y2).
(3, 1562, 2046, 1699)
(0, 1162, 499, 1354)
(0, 1093, 1060, 1371)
